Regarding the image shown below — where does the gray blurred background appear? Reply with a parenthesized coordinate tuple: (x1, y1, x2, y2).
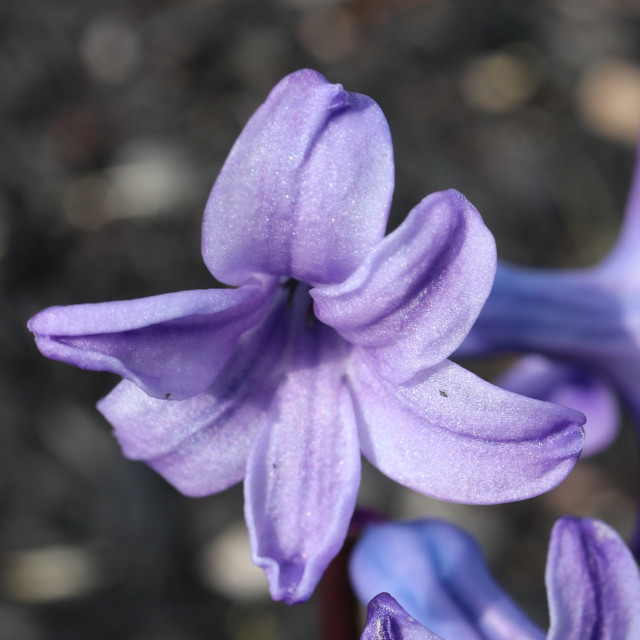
(2, 0, 640, 638)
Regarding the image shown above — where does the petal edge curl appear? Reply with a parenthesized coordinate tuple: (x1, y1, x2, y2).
(348, 350, 585, 504)
(312, 190, 496, 383)
(28, 278, 276, 400)
(97, 289, 291, 496)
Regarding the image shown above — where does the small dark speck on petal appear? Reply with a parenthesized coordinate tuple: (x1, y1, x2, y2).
(439, 390, 448, 397)
(164, 393, 171, 399)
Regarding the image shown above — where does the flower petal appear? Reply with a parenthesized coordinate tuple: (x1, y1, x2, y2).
(351, 520, 545, 640)
(348, 350, 585, 504)
(546, 517, 640, 640)
(202, 69, 394, 287)
(458, 263, 626, 360)
(97, 288, 290, 496)
(496, 355, 619, 457)
(361, 593, 444, 640)
(28, 278, 276, 400)
(244, 322, 360, 604)
(311, 190, 496, 383)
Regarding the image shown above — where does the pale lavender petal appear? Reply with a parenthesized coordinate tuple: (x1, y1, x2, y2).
(28, 278, 276, 401)
(244, 322, 360, 604)
(361, 594, 443, 640)
(547, 517, 640, 640)
(202, 68, 394, 287)
(97, 289, 290, 496)
(496, 355, 619, 456)
(348, 350, 585, 504)
(312, 190, 496, 383)
(351, 520, 544, 640)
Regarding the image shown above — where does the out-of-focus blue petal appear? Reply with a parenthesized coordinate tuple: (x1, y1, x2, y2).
(496, 355, 620, 456)
(348, 349, 585, 504)
(244, 290, 360, 604)
(458, 263, 627, 361)
(547, 517, 640, 640)
(350, 520, 545, 640)
(361, 593, 444, 640)
(202, 69, 394, 287)
(28, 277, 276, 401)
(312, 190, 495, 384)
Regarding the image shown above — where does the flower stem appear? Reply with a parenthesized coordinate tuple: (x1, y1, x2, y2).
(318, 508, 387, 640)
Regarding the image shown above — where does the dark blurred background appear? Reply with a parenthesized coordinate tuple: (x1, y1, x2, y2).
(2, 0, 640, 638)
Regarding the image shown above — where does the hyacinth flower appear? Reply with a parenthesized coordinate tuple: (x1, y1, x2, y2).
(458, 145, 640, 457)
(28, 69, 585, 604)
(352, 517, 640, 639)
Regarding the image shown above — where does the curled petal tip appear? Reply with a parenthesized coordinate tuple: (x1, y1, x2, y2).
(26, 282, 276, 400)
(350, 353, 585, 505)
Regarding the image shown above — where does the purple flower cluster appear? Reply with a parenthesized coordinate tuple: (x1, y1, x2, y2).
(27, 68, 635, 636)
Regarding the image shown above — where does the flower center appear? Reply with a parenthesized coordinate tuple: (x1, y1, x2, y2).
(281, 279, 315, 327)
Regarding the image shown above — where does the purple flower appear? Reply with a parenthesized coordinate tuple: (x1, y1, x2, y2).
(458, 144, 640, 456)
(352, 517, 640, 640)
(362, 593, 443, 640)
(28, 69, 584, 604)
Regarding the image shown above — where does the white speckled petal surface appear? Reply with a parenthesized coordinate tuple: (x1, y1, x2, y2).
(312, 190, 495, 383)
(496, 355, 619, 457)
(28, 277, 276, 400)
(244, 321, 360, 604)
(348, 350, 585, 504)
(351, 520, 545, 640)
(361, 594, 444, 640)
(202, 68, 394, 286)
(97, 290, 290, 496)
(546, 517, 640, 640)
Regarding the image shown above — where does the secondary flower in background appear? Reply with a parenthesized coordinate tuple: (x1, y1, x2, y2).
(28, 69, 584, 604)
(352, 517, 640, 640)
(458, 144, 640, 456)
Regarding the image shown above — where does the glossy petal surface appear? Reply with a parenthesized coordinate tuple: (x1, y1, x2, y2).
(496, 355, 619, 456)
(245, 307, 360, 604)
(312, 190, 495, 383)
(351, 520, 544, 640)
(349, 350, 585, 504)
(547, 517, 640, 640)
(29, 279, 275, 400)
(202, 69, 394, 286)
(361, 594, 443, 640)
(97, 291, 289, 496)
